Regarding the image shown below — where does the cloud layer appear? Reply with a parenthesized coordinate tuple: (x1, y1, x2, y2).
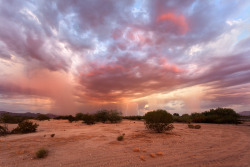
(0, 0, 250, 114)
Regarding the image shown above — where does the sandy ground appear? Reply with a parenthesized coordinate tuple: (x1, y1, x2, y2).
(0, 120, 250, 167)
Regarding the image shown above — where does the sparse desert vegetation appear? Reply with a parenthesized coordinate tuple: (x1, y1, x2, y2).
(35, 148, 48, 159)
(144, 109, 174, 133)
(11, 120, 39, 134)
(0, 119, 250, 167)
(188, 124, 201, 129)
(0, 108, 249, 167)
(173, 108, 240, 124)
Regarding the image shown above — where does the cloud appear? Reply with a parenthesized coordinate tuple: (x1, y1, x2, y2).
(0, 0, 250, 114)
(157, 12, 188, 34)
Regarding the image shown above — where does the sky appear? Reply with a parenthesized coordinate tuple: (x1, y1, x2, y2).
(0, 0, 250, 115)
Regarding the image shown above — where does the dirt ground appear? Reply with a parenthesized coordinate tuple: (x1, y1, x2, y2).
(0, 120, 250, 167)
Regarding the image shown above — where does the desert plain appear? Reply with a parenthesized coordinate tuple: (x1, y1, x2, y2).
(0, 120, 250, 167)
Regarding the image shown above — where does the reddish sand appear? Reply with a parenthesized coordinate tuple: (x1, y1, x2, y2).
(0, 120, 250, 167)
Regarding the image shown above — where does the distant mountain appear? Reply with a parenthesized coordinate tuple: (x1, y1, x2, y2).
(239, 111, 250, 116)
(0, 111, 58, 118)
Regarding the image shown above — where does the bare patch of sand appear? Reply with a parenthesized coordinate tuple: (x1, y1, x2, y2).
(0, 120, 250, 167)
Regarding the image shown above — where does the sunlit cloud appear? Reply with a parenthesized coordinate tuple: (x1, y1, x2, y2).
(0, 0, 250, 114)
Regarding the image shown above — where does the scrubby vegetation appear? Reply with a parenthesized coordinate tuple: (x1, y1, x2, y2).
(194, 125, 201, 129)
(11, 120, 39, 134)
(117, 134, 125, 141)
(188, 124, 201, 129)
(35, 114, 50, 121)
(95, 110, 110, 123)
(144, 109, 174, 133)
(51, 134, 55, 137)
(36, 148, 48, 158)
(173, 108, 240, 124)
(55, 110, 122, 124)
(0, 125, 9, 136)
(75, 113, 85, 121)
(123, 116, 144, 120)
(188, 124, 194, 128)
(82, 114, 96, 125)
(107, 110, 122, 123)
(0, 113, 32, 124)
(54, 115, 75, 123)
(173, 113, 192, 123)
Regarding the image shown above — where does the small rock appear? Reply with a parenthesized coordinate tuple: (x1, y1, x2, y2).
(140, 155, 146, 161)
(150, 153, 156, 158)
(156, 152, 163, 156)
(133, 147, 140, 152)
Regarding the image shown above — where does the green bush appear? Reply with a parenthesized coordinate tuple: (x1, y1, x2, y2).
(0, 113, 31, 124)
(202, 108, 240, 124)
(95, 110, 109, 123)
(50, 134, 55, 137)
(123, 116, 144, 120)
(36, 114, 50, 121)
(36, 148, 48, 158)
(75, 113, 85, 121)
(0, 125, 9, 136)
(188, 124, 194, 129)
(191, 113, 206, 123)
(173, 114, 191, 123)
(108, 110, 122, 123)
(12, 121, 39, 134)
(188, 124, 201, 129)
(117, 133, 125, 141)
(95, 110, 122, 123)
(117, 135, 124, 141)
(173, 113, 180, 117)
(83, 114, 96, 125)
(144, 109, 174, 133)
(194, 125, 201, 129)
(54, 115, 75, 122)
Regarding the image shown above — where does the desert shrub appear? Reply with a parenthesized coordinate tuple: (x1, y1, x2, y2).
(117, 133, 125, 141)
(117, 135, 124, 141)
(54, 115, 75, 122)
(191, 113, 206, 123)
(188, 124, 194, 129)
(123, 116, 144, 120)
(173, 114, 192, 123)
(50, 134, 55, 137)
(194, 125, 201, 129)
(75, 113, 85, 121)
(108, 110, 122, 123)
(0, 113, 31, 124)
(36, 148, 48, 158)
(173, 113, 180, 117)
(202, 108, 240, 124)
(83, 114, 96, 125)
(11, 120, 39, 134)
(144, 109, 174, 133)
(67, 115, 75, 123)
(0, 125, 9, 136)
(95, 110, 109, 123)
(95, 110, 122, 123)
(36, 114, 50, 121)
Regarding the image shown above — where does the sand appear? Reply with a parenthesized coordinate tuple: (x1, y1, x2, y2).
(0, 120, 250, 167)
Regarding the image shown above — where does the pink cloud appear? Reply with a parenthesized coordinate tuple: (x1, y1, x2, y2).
(157, 12, 189, 34)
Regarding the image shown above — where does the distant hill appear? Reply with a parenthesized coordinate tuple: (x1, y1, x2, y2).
(0, 111, 58, 118)
(239, 111, 250, 116)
